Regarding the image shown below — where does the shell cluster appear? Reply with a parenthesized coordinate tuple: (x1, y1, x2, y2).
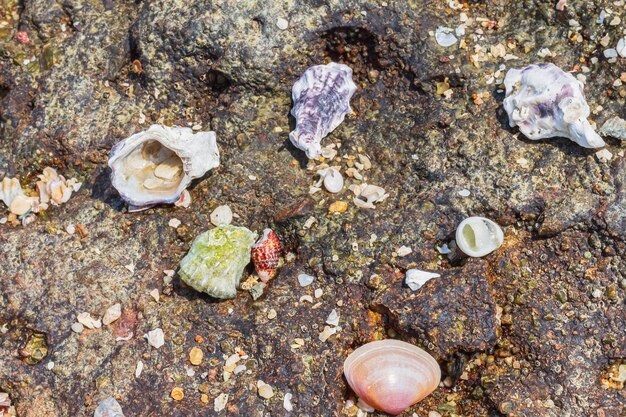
(455, 216, 504, 257)
(108, 124, 219, 211)
(37, 167, 82, 206)
(503, 63, 605, 148)
(290, 62, 357, 159)
(251, 228, 282, 283)
(344, 340, 440, 415)
(178, 225, 257, 299)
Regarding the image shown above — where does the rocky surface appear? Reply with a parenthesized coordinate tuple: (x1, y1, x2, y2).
(1, 0, 625, 416)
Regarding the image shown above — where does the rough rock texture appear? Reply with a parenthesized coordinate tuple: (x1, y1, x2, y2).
(1, 0, 625, 416)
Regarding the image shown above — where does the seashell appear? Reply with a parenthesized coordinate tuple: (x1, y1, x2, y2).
(102, 303, 122, 326)
(108, 124, 219, 210)
(343, 339, 441, 415)
(178, 225, 257, 299)
(455, 216, 504, 257)
(1, 177, 24, 208)
(290, 62, 357, 159)
(405, 269, 440, 291)
(144, 328, 164, 349)
(94, 397, 124, 417)
(251, 228, 282, 283)
(435, 26, 458, 47)
(503, 63, 605, 148)
(353, 183, 389, 209)
(317, 167, 344, 193)
(37, 167, 81, 206)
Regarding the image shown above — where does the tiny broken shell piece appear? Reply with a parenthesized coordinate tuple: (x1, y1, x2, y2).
(344, 339, 440, 415)
(9, 194, 38, 216)
(210, 205, 233, 226)
(94, 397, 125, 417)
(36, 167, 81, 205)
(251, 229, 282, 283)
(455, 216, 504, 257)
(102, 304, 122, 326)
(145, 328, 165, 349)
(108, 124, 219, 209)
(405, 269, 440, 291)
(0, 177, 25, 208)
(318, 167, 344, 193)
(290, 63, 357, 159)
(503, 63, 605, 148)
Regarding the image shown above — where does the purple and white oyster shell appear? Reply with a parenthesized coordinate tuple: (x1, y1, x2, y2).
(108, 124, 219, 211)
(503, 63, 605, 148)
(290, 62, 357, 159)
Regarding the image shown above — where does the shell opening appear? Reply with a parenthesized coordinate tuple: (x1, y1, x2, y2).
(461, 223, 478, 251)
(121, 140, 184, 196)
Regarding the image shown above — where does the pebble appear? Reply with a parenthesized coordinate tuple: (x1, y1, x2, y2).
(276, 17, 289, 30)
(171, 387, 184, 401)
(328, 200, 348, 213)
(617, 38, 626, 58)
(298, 273, 315, 287)
(283, 393, 294, 411)
(210, 205, 233, 226)
(604, 49, 618, 59)
(189, 347, 204, 365)
(71, 322, 84, 334)
(257, 380, 275, 399)
(214, 393, 229, 412)
(595, 149, 613, 163)
(168, 218, 181, 228)
(149, 288, 160, 302)
(94, 397, 124, 417)
(267, 309, 277, 319)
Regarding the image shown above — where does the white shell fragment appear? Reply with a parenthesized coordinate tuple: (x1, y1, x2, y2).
(108, 124, 220, 210)
(102, 304, 122, 326)
(353, 184, 389, 209)
(297, 273, 315, 287)
(94, 397, 124, 417)
(503, 63, 605, 148)
(455, 217, 504, 257)
(435, 26, 458, 47)
(210, 204, 233, 226)
(37, 167, 82, 206)
(318, 167, 344, 193)
(0, 177, 40, 216)
(290, 63, 357, 159)
(144, 328, 165, 349)
(405, 269, 440, 291)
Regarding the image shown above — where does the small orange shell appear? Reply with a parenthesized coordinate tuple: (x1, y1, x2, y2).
(251, 229, 281, 283)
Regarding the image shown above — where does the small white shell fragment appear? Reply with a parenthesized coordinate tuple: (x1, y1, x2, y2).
(617, 38, 626, 58)
(298, 273, 315, 287)
(435, 26, 458, 47)
(458, 189, 471, 197)
(168, 218, 181, 228)
(276, 17, 289, 30)
(135, 360, 144, 378)
(321, 168, 344, 193)
(405, 269, 441, 291)
(604, 49, 618, 59)
(503, 63, 605, 148)
(319, 325, 337, 342)
(299, 295, 314, 303)
(326, 309, 340, 326)
(71, 322, 84, 333)
(396, 246, 412, 257)
(149, 288, 160, 302)
(174, 189, 191, 208)
(102, 303, 122, 326)
(437, 243, 451, 254)
(595, 148, 613, 162)
(210, 205, 233, 226)
(47, 361, 55, 370)
(283, 393, 294, 411)
(257, 380, 275, 399)
(214, 393, 229, 412)
(36, 167, 81, 206)
(144, 328, 165, 349)
(66, 224, 76, 234)
(314, 288, 323, 298)
(94, 397, 125, 417)
(77, 312, 101, 329)
(455, 217, 504, 257)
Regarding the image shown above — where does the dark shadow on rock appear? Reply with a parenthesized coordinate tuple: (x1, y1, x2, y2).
(171, 274, 225, 304)
(91, 166, 126, 212)
(283, 106, 309, 169)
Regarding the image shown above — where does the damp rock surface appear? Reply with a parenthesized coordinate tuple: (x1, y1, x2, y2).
(1, 1, 625, 417)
